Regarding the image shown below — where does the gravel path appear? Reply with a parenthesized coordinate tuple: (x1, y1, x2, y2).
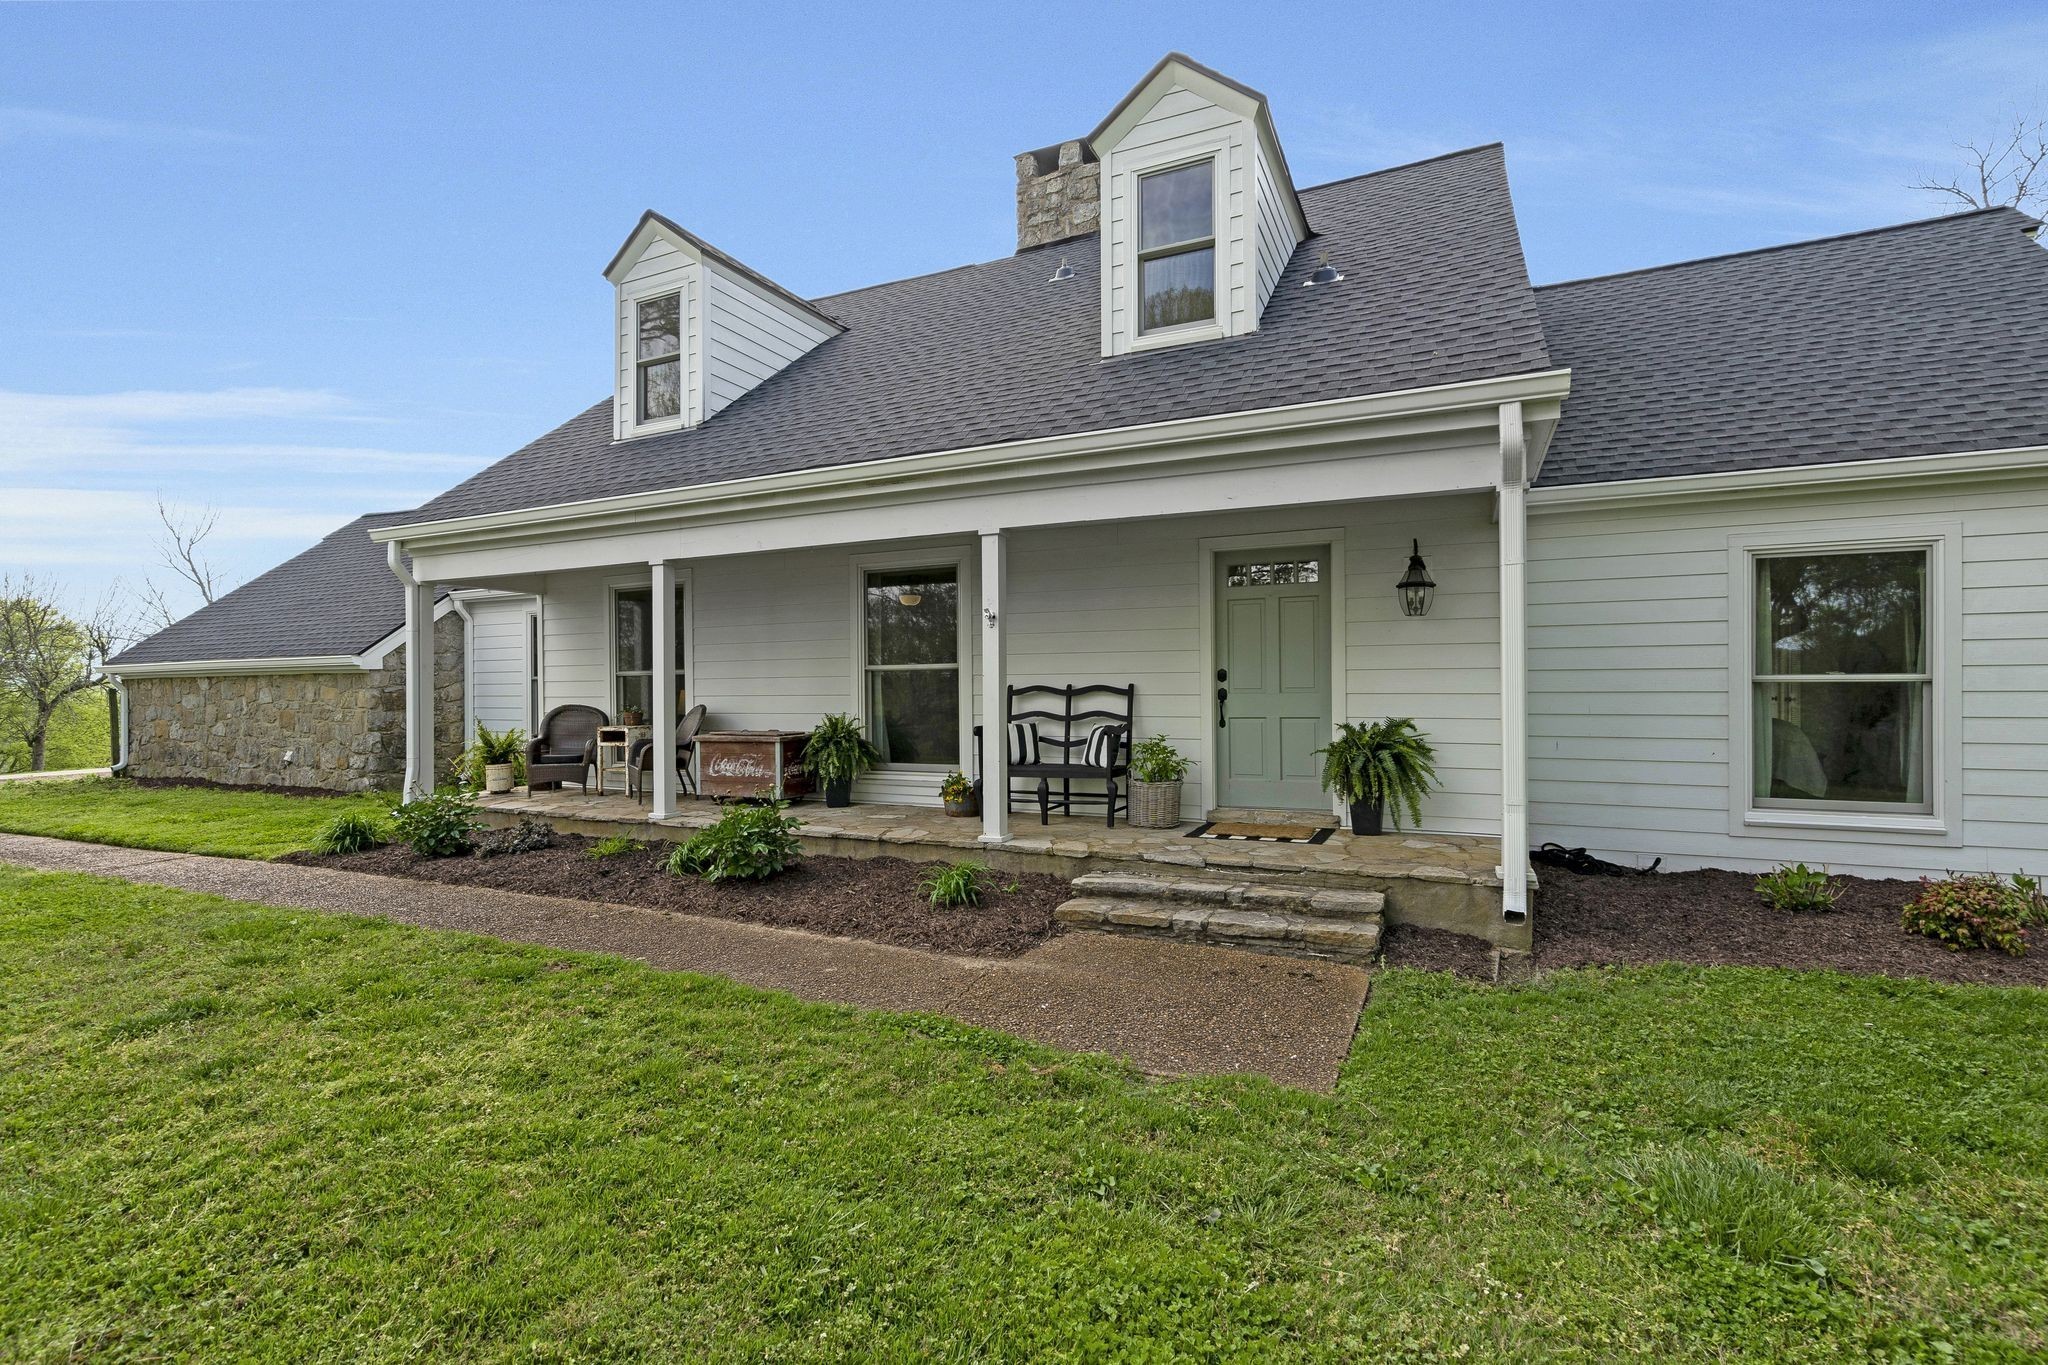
(0, 832, 1369, 1090)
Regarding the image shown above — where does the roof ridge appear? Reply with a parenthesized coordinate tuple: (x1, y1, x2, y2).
(1536, 205, 2034, 291)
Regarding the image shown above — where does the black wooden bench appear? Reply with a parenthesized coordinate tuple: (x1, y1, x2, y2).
(974, 682, 1134, 827)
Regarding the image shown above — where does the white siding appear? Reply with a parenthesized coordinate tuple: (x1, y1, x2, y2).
(1527, 474, 2048, 878)
(702, 262, 835, 420)
(529, 494, 1502, 827)
(1252, 151, 1293, 315)
(465, 596, 535, 735)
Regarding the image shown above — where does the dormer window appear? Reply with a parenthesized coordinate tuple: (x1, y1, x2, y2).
(1137, 159, 1216, 332)
(636, 293, 682, 421)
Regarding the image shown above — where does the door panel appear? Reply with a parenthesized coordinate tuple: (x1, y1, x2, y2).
(1217, 548, 1331, 810)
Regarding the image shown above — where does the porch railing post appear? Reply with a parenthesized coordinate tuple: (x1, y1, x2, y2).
(650, 559, 679, 821)
(979, 528, 1009, 844)
(1498, 402, 1531, 925)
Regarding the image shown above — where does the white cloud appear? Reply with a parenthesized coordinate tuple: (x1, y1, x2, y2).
(0, 106, 256, 147)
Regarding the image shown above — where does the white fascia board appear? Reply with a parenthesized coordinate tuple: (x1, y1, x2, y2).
(107, 655, 366, 679)
(372, 369, 1573, 556)
(1528, 444, 2048, 512)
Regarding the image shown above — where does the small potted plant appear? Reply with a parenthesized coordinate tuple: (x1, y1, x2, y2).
(803, 712, 881, 808)
(620, 707, 646, 727)
(1126, 734, 1189, 829)
(939, 770, 978, 817)
(458, 722, 527, 794)
(1316, 717, 1438, 836)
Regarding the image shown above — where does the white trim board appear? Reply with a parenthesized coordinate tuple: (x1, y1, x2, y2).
(108, 599, 459, 678)
(1529, 444, 2048, 511)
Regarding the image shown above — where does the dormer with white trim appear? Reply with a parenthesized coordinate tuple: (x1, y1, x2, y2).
(1089, 53, 1310, 357)
(603, 212, 843, 441)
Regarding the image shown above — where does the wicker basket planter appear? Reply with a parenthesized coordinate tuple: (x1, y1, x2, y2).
(1127, 779, 1183, 830)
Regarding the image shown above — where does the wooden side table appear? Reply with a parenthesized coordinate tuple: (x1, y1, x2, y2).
(594, 725, 650, 794)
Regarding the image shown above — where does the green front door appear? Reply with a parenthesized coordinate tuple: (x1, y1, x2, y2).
(1215, 547, 1331, 811)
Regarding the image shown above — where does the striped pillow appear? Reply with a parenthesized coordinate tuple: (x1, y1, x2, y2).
(1007, 721, 1041, 766)
(1082, 724, 1120, 768)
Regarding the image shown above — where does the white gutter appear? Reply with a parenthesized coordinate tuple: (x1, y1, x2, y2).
(105, 654, 369, 679)
(370, 368, 1574, 551)
(1529, 443, 2048, 511)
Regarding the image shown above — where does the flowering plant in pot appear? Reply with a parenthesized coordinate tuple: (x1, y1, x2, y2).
(802, 712, 881, 808)
(1316, 718, 1437, 836)
(1126, 734, 1189, 829)
(938, 770, 978, 817)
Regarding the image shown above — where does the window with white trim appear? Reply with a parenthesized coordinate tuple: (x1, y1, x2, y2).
(1136, 159, 1215, 333)
(635, 293, 681, 422)
(861, 566, 959, 767)
(1751, 548, 1930, 813)
(613, 587, 686, 722)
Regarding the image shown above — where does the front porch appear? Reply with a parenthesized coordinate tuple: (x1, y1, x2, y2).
(477, 786, 1522, 946)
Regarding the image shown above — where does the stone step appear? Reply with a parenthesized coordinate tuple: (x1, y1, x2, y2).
(1068, 871, 1384, 920)
(1055, 897, 1381, 963)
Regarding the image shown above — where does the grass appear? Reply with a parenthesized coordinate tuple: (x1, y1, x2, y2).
(0, 776, 387, 859)
(1, 868, 2043, 1359)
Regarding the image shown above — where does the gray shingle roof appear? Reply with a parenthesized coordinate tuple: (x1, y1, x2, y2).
(408, 144, 1553, 523)
(1534, 207, 2048, 486)
(109, 512, 437, 666)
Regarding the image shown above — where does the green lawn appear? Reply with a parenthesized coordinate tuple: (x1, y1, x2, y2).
(2, 868, 2042, 1360)
(0, 777, 386, 859)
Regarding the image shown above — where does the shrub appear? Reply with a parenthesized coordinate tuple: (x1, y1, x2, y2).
(587, 835, 643, 860)
(310, 811, 386, 855)
(471, 816, 556, 858)
(1129, 734, 1189, 784)
(667, 802, 803, 882)
(1902, 872, 2039, 956)
(389, 788, 480, 858)
(1754, 863, 1841, 913)
(922, 860, 987, 908)
(1618, 1144, 1827, 1267)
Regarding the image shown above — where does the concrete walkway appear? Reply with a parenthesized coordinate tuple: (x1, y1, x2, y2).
(0, 767, 110, 783)
(0, 832, 1370, 1091)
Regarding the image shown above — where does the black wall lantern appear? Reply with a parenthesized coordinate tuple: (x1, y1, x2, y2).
(1397, 540, 1435, 618)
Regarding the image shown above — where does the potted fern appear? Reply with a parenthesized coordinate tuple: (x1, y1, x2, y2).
(803, 712, 881, 808)
(457, 722, 526, 794)
(1127, 734, 1189, 829)
(1316, 718, 1438, 836)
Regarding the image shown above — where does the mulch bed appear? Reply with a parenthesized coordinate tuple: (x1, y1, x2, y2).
(1379, 865, 2048, 986)
(287, 831, 1069, 958)
(130, 775, 356, 800)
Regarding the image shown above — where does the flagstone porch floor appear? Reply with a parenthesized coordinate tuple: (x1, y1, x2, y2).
(477, 787, 1524, 945)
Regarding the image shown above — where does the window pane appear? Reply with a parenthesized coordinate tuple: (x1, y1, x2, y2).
(1140, 247, 1215, 331)
(639, 359, 680, 420)
(637, 293, 680, 360)
(1757, 550, 1925, 675)
(1228, 560, 1320, 587)
(618, 674, 652, 723)
(867, 668, 959, 765)
(1755, 680, 1927, 805)
(1139, 161, 1213, 249)
(864, 568, 958, 666)
(614, 591, 650, 673)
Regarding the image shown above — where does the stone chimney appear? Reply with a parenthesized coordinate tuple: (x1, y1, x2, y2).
(1014, 139, 1101, 251)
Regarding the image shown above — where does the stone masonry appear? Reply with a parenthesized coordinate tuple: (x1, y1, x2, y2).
(1015, 139, 1101, 250)
(124, 613, 464, 793)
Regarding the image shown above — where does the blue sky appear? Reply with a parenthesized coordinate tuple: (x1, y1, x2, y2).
(4, 0, 2043, 625)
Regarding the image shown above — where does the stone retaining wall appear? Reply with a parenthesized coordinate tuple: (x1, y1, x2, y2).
(124, 614, 464, 793)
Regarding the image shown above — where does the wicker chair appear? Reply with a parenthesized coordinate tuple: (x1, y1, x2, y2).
(524, 704, 607, 791)
(628, 703, 708, 802)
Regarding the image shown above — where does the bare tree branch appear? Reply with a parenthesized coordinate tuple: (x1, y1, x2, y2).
(1914, 114, 2048, 213)
(153, 495, 223, 605)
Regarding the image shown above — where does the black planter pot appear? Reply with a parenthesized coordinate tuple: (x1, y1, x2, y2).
(1348, 799, 1385, 836)
(824, 777, 852, 808)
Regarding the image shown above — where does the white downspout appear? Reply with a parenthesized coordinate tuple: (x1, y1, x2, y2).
(108, 675, 131, 774)
(1498, 401, 1531, 925)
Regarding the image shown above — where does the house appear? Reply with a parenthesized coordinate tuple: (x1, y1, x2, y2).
(109, 53, 2048, 933)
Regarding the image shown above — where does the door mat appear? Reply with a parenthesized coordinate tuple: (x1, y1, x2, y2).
(1185, 821, 1333, 845)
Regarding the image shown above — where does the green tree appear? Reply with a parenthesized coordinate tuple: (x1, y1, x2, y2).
(0, 577, 120, 773)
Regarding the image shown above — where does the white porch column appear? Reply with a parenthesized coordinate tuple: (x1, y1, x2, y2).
(1497, 402, 1531, 923)
(979, 528, 1009, 844)
(393, 545, 437, 800)
(649, 559, 679, 820)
